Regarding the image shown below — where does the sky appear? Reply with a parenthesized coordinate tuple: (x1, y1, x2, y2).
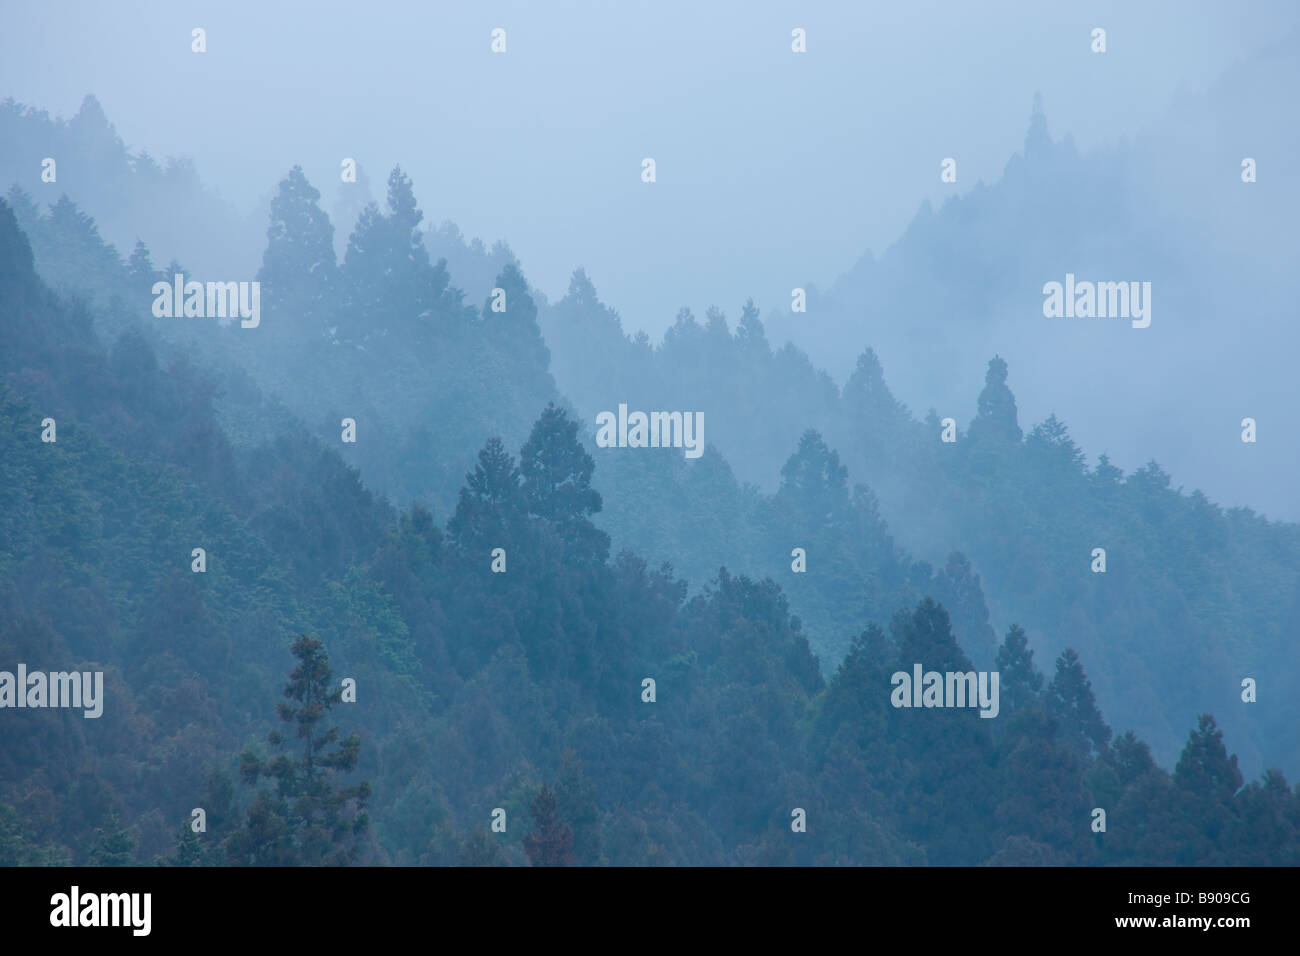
(2, 0, 1294, 338)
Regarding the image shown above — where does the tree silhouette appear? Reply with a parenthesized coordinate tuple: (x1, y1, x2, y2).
(228, 635, 370, 865)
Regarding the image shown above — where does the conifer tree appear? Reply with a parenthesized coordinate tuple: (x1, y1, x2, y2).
(735, 297, 768, 355)
(448, 436, 526, 551)
(1046, 648, 1112, 760)
(485, 261, 550, 370)
(341, 165, 447, 335)
(170, 820, 204, 867)
(519, 403, 607, 562)
(229, 635, 371, 865)
(934, 552, 997, 667)
(89, 810, 136, 866)
(3, 187, 40, 234)
(331, 161, 374, 260)
(1026, 414, 1085, 474)
(843, 348, 905, 423)
(126, 238, 156, 287)
(258, 166, 337, 330)
(775, 429, 851, 527)
(967, 355, 1022, 445)
(1174, 714, 1242, 799)
(523, 784, 575, 867)
(995, 623, 1044, 717)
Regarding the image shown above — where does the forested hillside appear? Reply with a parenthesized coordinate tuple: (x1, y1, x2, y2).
(540, 270, 1300, 776)
(12, 116, 1299, 781)
(4, 57, 1300, 870)
(2, 187, 1298, 865)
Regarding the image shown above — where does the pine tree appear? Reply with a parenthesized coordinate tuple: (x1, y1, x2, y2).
(229, 635, 371, 865)
(519, 403, 607, 562)
(934, 552, 997, 667)
(894, 597, 975, 678)
(258, 166, 337, 333)
(228, 790, 296, 866)
(887, 598, 996, 864)
(735, 298, 769, 356)
(1164, 715, 1245, 864)
(967, 356, 1022, 445)
(170, 820, 204, 867)
(448, 436, 526, 551)
(0, 198, 37, 282)
(331, 161, 374, 260)
(485, 261, 550, 369)
(1109, 730, 1158, 786)
(704, 304, 730, 344)
(89, 810, 136, 866)
(523, 784, 575, 866)
(126, 238, 156, 289)
(1090, 453, 1124, 498)
(385, 165, 424, 246)
(1174, 714, 1242, 799)
(3, 187, 40, 234)
(341, 166, 446, 337)
(1046, 648, 1112, 760)
(1026, 414, 1085, 474)
(843, 348, 905, 423)
(382, 165, 439, 313)
(995, 623, 1044, 717)
(774, 429, 851, 528)
(565, 266, 598, 306)
(43, 195, 123, 293)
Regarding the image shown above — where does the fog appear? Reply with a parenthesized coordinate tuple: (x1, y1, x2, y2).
(1, 0, 1291, 329)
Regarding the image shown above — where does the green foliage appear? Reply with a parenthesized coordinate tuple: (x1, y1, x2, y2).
(229, 635, 371, 865)
(89, 811, 136, 866)
(3, 139, 1299, 871)
(522, 784, 575, 867)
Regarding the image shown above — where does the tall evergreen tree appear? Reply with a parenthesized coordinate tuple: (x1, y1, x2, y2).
(484, 261, 550, 370)
(1046, 648, 1112, 760)
(1026, 414, 1086, 476)
(330, 160, 375, 260)
(448, 436, 527, 551)
(258, 166, 337, 335)
(519, 403, 607, 563)
(967, 355, 1022, 445)
(3, 186, 40, 235)
(523, 783, 575, 867)
(229, 635, 371, 865)
(1174, 714, 1242, 799)
(341, 165, 448, 338)
(933, 552, 997, 667)
(995, 623, 1044, 718)
(89, 810, 136, 866)
(735, 297, 769, 357)
(126, 238, 156, 287)
(774, 429, 851, 528)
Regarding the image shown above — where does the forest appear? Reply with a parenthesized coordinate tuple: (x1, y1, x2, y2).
(0, 93, 1298, 866)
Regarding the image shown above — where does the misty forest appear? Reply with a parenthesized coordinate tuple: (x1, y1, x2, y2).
(2, 12, 1299, 868)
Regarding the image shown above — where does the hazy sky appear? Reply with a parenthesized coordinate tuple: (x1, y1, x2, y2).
(2, 1, 1295, 336)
